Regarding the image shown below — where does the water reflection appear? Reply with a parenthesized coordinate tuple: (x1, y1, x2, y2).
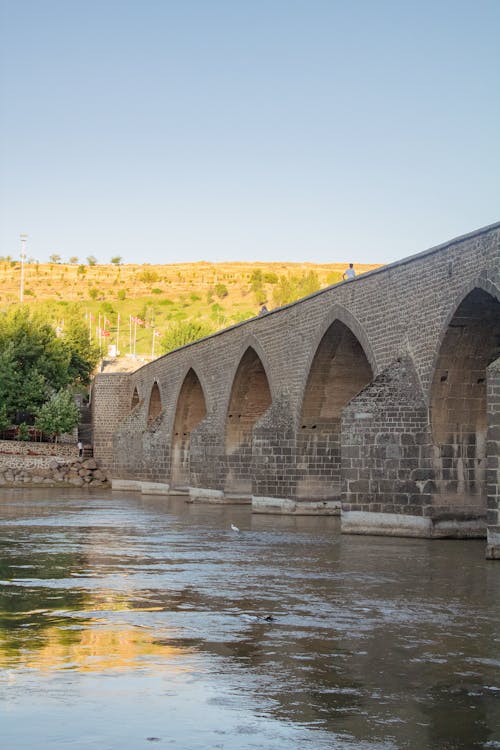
(0, 488, 499, 750)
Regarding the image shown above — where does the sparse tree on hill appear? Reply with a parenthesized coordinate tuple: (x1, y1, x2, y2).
(86, 255, 98, 266)
(69, 256, 79, 264)
(49, 254, 61, 264)
(110, 256, 123, 265)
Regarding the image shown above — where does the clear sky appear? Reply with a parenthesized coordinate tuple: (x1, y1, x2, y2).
(0, 0, 498, 265)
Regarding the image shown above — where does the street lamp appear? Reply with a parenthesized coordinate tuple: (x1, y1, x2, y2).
(19, 233, 28, 302)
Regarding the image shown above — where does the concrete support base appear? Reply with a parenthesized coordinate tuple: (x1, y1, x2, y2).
(486, 526, 500, 559)
(252, 496, 341, 515)
(111, 479, 142, 492)
(111, 479, 170, 496)
(187, 487, 250, 504)
(342, 510, 486, 538)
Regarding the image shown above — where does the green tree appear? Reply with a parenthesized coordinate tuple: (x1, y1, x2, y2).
(160, 321, 214, 354)
(35, 389, 80, 442)
(86, 255, 98, 266)
(110, 256, 123, 265)
(0, 308, 98, 424)
(0, 405, 9, 432)
(63, 314, 100, 385)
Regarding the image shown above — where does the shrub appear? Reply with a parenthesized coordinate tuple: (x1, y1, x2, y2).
(139, 270, 159, 283)
(160, 321, 215, 354)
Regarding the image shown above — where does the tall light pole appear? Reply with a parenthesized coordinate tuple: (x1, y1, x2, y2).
(19, 234, 28, 302)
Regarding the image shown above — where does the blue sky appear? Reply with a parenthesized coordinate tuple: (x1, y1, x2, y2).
(0, 0, 498, 265)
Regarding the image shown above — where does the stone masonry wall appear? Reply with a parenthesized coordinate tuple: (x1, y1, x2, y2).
(486, 358, 500, 558)
(92, 373, 133, 471)
(0, 440, 78, 458)
(341, 359, 434, 517)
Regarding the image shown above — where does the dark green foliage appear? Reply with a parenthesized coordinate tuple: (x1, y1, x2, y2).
(0, 307, 98, 425)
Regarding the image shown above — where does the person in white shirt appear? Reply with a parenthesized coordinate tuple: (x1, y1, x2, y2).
(343, 263, 356, 280)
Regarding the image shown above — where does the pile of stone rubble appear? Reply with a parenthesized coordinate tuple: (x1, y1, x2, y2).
(0, 457, 108, 487)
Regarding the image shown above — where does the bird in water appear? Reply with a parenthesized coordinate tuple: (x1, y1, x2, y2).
(230, 523, 240, 532)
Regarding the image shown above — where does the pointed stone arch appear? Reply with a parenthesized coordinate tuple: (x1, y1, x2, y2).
(171, 368, 207, 490)
(147, 381, 162, 426)
(430, 287, 500, 515)
(224, 346, 272, 496)
(296, 318, 374, 500)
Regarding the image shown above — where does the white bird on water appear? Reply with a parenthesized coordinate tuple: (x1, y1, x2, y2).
(231, 523, 240, 532)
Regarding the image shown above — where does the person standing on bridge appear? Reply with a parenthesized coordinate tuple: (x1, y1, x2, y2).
(343, 263, 356, 280)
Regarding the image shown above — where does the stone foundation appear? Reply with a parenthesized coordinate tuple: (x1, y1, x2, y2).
(342, 510, 485, 538)
(252, 496, 340, 515)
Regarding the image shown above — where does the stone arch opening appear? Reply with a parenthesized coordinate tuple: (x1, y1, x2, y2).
(171, 369, 207, 490)
(297, 320, 373, 499)
(430, 288, 500, 512)
(224, 347, 272, 495)
(131, 387, 139, 410)
(147, 382, 162, 426)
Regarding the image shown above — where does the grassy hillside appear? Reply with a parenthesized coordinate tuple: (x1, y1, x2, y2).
(0, 259, 381, 360)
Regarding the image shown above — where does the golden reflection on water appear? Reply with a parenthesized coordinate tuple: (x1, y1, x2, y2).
(0, 590, 191, 674)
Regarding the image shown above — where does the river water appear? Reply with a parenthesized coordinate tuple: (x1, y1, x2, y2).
(0, 489, 498, 750)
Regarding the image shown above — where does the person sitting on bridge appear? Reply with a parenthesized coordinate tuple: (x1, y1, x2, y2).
(343, 263, 356, 280)
(259, 305, 268, 315)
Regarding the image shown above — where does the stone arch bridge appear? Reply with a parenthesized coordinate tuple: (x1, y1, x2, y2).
(92, 223, 500, 558)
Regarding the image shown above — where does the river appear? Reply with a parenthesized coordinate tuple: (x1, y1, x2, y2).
(0, 488, 499, 749)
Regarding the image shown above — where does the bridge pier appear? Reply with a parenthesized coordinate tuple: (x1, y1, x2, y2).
(486, 358, 500, 559)
(339, 359, 438, 535)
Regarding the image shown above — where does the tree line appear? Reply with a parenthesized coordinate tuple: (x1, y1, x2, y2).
(0, 308, 99, 441)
